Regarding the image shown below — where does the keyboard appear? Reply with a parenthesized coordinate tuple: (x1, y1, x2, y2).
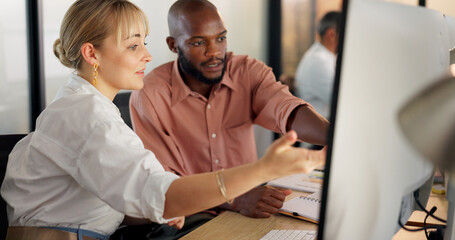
(260, 230, 317, 240)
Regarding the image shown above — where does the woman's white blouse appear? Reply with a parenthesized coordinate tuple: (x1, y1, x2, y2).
(0, 73, 179, 235)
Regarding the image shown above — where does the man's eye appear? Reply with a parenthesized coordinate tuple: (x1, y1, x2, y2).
(192, 41, 204, 46)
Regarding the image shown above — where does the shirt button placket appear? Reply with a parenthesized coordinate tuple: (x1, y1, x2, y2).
(206, 102, 218, 170)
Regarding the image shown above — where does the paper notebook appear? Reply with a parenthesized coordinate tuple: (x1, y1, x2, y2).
(278, 191, 321, 224)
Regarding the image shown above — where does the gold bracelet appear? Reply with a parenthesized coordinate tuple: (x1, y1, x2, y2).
(215, 169, 233, 204)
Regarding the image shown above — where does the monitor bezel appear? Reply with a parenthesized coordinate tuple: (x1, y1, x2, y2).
(316, 0, 349, 239)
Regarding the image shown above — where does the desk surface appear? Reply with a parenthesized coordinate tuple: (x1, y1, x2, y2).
(393, 193, 448, 240)
(181, 191, 316, 240)
(181, 191, 448, 240)
(180, 210, 317, 240)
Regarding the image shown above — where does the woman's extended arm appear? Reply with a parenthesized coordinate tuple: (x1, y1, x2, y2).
(163, 130, 325, 218)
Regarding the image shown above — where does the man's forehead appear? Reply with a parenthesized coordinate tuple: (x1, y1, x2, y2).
(177, 10, 225, 36)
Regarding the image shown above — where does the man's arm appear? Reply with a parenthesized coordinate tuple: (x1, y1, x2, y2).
(216, 185, 292, 218)
(286, 105, 329, 146)
(247, 57, 329, 146)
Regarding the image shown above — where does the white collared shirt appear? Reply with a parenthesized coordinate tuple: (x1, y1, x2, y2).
(1, 73, 179, 235)
(294, 42, 337, 119)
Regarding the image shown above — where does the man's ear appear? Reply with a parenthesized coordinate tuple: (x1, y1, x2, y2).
(81, 42, 98, 65)
(166, 37, 178, 53)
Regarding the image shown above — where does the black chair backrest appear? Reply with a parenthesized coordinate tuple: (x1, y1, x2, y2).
(113, 91, 132, 129)
(1, 134, 27, 240)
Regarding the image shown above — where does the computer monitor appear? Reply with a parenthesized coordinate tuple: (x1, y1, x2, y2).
(318, 0, 450, 239)
(446, 15, 455, 75)
(445, 15, 455, 50)
(396, 14, 455, 240)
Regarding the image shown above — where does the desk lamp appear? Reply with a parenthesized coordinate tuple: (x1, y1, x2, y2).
(398, 48, 455, 239)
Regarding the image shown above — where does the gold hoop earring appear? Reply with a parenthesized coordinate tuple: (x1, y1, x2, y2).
(92, 63, 98, 85)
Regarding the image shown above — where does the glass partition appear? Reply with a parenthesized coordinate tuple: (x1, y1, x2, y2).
(0, 1, 31, 134)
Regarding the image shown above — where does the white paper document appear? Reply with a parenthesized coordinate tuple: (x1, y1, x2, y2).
(267, 172, 323, 193)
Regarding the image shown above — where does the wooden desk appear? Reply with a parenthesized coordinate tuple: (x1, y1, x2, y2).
(393, 193, 448, 240)
(181, 191, 317, 240)
(180, 210, 317, 240)
(181, 191, 448, 240)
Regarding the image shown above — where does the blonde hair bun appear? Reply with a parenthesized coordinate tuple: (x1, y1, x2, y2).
(53, 38, 73, 68)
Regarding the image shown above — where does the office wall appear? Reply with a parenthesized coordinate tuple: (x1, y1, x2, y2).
(427, 0, 455, 17)
(385, 0, 455, 16)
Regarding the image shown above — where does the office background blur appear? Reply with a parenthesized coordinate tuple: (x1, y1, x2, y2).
(1, 0, 454, 157)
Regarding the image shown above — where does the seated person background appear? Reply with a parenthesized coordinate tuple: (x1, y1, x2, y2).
(130, 0, 329, 225)
(294, 11, 342, 120)
(0, 0, 326, 239)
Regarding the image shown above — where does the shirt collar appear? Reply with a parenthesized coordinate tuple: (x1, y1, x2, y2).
(64, 72, 121, 115)
(170, 52, 237, 107)
(67, 72, 102, 95)
(316, 42, 337, 57)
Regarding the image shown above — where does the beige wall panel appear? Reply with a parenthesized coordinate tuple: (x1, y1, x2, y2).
(281, 0, 313, 76)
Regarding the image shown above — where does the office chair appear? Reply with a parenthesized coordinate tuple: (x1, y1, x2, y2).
(113, 91, 132, 129)
(0, 134, 26, 240)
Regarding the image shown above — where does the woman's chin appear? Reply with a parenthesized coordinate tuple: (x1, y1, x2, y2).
(129, 81, 144, 90)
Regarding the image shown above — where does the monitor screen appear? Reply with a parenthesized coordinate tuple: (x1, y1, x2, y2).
(447, 15, 455, 74)
(317, 0, 450, 239)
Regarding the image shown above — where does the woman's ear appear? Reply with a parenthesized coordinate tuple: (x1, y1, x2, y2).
(81, 42, 97, 65)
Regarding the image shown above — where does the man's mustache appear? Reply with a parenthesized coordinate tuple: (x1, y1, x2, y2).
(201, 57, 225, 66)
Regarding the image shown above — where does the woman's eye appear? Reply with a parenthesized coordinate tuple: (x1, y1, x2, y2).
(130, 44, 138, 50)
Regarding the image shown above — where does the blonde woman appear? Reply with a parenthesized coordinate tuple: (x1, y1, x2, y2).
(0, 0, 326, 239)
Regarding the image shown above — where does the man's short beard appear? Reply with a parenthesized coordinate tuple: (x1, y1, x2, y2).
(177, 47, 226, 85)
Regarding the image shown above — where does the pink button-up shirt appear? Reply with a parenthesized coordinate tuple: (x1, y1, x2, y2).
(130, 52, 307, 176)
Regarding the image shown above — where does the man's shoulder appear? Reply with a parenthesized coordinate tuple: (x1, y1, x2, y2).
(300, 43, 333, 67)
(227, 52, 262, 65)
(226, 52, 269, 73)
(144, 61, 174, 85)
(306, 43, 334, 60)
(141, 61, 174, 93)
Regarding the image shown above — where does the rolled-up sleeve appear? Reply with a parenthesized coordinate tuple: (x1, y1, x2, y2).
(248, 57, 309, 135)
(76, 121, 179, 223)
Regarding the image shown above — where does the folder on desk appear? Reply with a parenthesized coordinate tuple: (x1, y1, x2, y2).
(278, 191, 321, 224)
